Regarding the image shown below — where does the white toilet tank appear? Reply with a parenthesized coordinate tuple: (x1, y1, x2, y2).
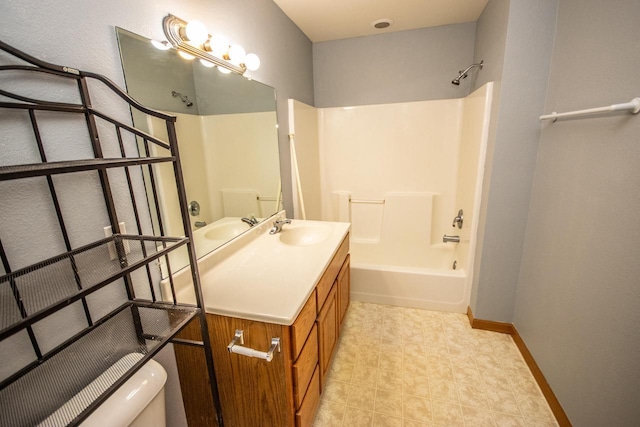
(40, 353, 168, 427)
(81, 356, 168, 427)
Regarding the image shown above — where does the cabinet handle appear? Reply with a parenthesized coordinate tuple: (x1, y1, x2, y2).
(227, 329, 281, 362)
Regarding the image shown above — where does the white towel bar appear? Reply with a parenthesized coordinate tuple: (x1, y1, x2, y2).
(540, 97, 640, 122)
(350, 198, 385, 204)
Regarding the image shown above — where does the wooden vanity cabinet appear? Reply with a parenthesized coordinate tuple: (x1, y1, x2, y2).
(337, 254, 351, 328)
(175, 233, 350, 427)
(317, 284, 338, 391)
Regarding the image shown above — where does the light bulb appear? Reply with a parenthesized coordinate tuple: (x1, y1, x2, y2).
(177, 50, 196, 60)
(199, 59, 215, 68)
(185, 20, 209, 45)
(208, 34, 229, 58)
(228, 44, 246, 65)
(151, 40, 171, 51)
(218, 66, 232, 74)
(244, 53, 260, 71)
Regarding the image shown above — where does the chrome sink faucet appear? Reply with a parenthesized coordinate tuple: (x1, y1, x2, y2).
(241, 216, 258, 227)
(269, 219, 291, 234)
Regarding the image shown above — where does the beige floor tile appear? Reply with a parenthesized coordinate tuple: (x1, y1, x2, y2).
(429, 379, 460, 404)
(404, 357, 430, 377)
(515, 394, 556, 423)
(315, 303, 556, 427)
(509, 374, 542, 397)
(486, 389, 523, 416)
(379, 353, 403, 372)
(328, 360, 355, 383)
(381, 333, 404, 347)
(493, 412, 528, 427)
(481, 371, 513, 392)
(343, 406, 374, 427)
(447, 351, 477, 368)
(457, 383, 489, 409)
(403, 342, 426, 356)
(402, 373, 430, 398)
(335, 341, 359, 361)
(403, 419, 434, 427)
(372, 413, 403, 427)
(423, 329, 447, 343)
(374, 389, 403, 418)
(431, 400, 464, 426)
(453, 364, 483, 387)
(402, 395, 433, 423)
(314, 399, 345, 426)
(424, 342, 449, 358)
(523, 418, 559, 427)
(357, 350, 381, 368)
(362, 322, 384, 338)
(360, 334, 384, 348)
(322, 379, 351, 403)
(352, 365, 379, 388)
(461, 405, 497, 426)
(428, 362, 455, 382)
(347, 384, 377, 411)
(377, 369, 403, 393)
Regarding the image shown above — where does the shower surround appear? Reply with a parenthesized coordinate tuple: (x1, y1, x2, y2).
(292, 83, 492, 312)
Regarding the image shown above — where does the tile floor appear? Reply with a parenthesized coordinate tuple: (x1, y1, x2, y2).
(313, 301, 558, 427)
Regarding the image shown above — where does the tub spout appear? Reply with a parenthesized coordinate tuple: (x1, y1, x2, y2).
(443, 235, 460, 243)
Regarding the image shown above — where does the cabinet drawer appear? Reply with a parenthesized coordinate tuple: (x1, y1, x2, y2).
(316, 235, 349, 312)
(295, 366, 320, 427)
(291, 290, 317, 360)
(293, 325, 318, 409)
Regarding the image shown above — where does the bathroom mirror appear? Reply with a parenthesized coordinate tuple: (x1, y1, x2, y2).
(116, 28, 281, 274)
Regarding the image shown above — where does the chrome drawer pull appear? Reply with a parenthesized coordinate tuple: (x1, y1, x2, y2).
(227, 329, 281, 362)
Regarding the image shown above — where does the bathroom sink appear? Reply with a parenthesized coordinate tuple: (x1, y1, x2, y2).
(278, 225, 331, 246)
(204, 221, 251, 241)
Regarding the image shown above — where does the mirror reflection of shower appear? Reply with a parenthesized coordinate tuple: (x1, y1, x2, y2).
(171, 90, 193, 107)
(451, 60, 483, 85)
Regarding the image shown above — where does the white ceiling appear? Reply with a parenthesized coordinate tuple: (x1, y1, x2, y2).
(273, 0, 489, 42)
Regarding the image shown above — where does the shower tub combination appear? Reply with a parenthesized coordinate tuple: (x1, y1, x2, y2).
(338, 192, 469, 313)
(311, 83, 493, 313)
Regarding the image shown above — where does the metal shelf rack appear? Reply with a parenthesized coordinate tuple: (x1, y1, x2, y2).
(0, 40, 223, 426)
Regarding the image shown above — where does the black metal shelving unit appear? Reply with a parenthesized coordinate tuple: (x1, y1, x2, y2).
(0, 40, 223, 426)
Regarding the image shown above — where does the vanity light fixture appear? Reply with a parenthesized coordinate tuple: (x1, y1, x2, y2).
(150, 39, 171, 50)
(161, 14, 260, 75)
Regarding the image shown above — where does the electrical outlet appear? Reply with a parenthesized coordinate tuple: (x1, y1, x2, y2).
(104, 221, 131, 261)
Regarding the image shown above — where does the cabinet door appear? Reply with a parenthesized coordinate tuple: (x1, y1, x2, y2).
(316, 284, 338, 391)
(337, 255, 350, 329)
(208, 315, 292, 427)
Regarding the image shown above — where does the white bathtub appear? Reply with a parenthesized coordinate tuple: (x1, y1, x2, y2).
(350, 241, 468, 313)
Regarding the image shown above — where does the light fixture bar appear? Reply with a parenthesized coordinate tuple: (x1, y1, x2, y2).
(162, 14, 246, 75)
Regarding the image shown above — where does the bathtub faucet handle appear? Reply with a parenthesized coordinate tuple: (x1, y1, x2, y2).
(452, 209, 464, 229)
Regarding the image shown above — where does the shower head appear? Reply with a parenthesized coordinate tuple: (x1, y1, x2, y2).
(451, 60, 484, 86)
(171, 90, 194, 107)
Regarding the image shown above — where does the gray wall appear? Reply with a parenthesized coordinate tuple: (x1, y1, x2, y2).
(313, 23, 477, 107)
(513, 0, 640, 425)
(469, 0, 558, 322)
(468, 0, 510, 313)
(0, 0, 313, 426)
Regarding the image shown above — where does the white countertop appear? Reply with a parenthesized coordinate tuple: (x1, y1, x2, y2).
(165, 214, 350, 325)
